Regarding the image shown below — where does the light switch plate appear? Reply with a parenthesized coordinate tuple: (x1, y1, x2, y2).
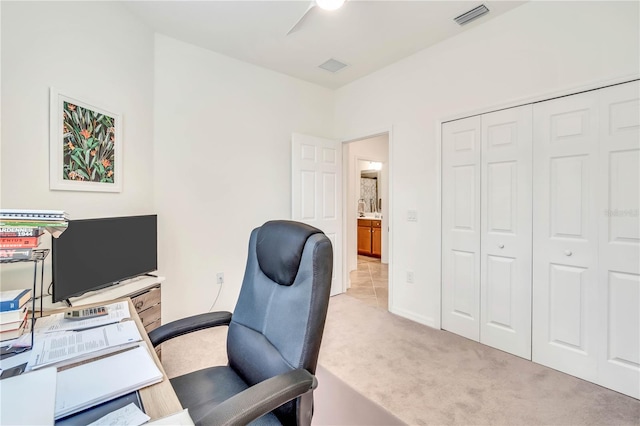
(406, 271, 414, 283)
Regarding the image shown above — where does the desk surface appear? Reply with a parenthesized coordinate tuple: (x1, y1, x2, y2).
(59, 298, 183, 420)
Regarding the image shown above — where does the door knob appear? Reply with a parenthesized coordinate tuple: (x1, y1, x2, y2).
(498, 243, 504, 249)
(564, 250, 573, 256)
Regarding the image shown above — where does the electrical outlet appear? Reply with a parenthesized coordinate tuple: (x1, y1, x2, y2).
(407, 210, 418, 222)
(216, 272, 224, 285)
(406, 271, 414, 284)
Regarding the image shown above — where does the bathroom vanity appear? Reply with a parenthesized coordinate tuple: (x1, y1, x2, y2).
(357, 218, 381, 258)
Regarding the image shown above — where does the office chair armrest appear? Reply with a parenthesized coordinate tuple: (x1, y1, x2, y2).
(148, 311, 232, 347)
(204, 368, 317, 426)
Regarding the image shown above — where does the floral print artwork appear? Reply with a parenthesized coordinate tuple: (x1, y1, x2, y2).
(62, 101, 116, 183)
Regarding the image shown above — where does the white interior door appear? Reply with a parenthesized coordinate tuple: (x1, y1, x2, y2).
(442, 116, 481, 341)
(292, 133, 343, 296)
(480, 105, 532, 359)
(596, 81, 640, 398)
(532, 91, 600, 382)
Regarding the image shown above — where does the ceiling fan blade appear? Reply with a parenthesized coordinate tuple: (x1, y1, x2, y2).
(286, 2, 316, 36)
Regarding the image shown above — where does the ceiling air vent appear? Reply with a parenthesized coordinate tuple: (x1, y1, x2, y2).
(454, 4, 490, 26)
(318, 58, 348, 73)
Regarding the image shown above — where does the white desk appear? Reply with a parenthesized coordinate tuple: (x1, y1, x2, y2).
(4, 297, 183, 423)
(40, 275, 165, 311)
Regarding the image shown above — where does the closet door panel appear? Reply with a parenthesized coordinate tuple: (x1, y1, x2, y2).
(532, 92, 599, 381)
(550, 156, 590, 239)
(548, 264, 588, 349)
(442, 116, 481, 341)
(485, 255, 516, 326)
(597, 81, 640, 398)
(480, 105, 532, 359)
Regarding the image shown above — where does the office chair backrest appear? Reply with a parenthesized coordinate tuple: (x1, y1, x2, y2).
(227, 220, 333, 424)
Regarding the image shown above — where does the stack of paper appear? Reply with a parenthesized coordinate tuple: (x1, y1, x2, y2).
(28, 320, 142, 370)
(0, 209, 70, 238)
(0, 209, 70, 221)
(0, 367, 57, 425)
(54, 345, 163, 419)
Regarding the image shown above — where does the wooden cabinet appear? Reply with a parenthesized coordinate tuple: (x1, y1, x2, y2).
(357, 221, 372, 255)
(128, 284, 161, 333)
(372, 226, 382, 257)
(127, 283, 162, 359)
(357, 219, 381, 258)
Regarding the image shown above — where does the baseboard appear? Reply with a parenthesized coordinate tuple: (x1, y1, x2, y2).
(389, 306, 437, 329)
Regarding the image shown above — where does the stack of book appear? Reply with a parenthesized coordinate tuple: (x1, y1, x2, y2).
(0, 289, 31, 344)
(0, 209, 69, 260)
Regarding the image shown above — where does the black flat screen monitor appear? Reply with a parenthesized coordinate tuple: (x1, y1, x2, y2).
(52, 215, 157, 303)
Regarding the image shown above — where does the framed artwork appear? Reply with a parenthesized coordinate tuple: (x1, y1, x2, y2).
(49, 88, 122, 192)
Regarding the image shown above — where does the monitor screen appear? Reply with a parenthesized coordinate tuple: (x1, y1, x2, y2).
(52, 215, 157, 303)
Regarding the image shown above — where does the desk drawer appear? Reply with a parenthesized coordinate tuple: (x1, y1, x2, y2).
(138, 303, 161, 331)
(130, 286, 160, 314)
(145, 318, 161, 333)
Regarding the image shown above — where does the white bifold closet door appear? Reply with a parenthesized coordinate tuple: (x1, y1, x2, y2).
(532, 81, 639, 398)
(596, 82, 640, 398)
(442, 116, 482, 342)
(532, 90, 601, 381)
(480, 106, 532, 359)
(442, 106, 533, 359)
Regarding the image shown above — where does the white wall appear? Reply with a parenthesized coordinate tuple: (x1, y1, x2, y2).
(154, 35, 335, 322)
(334, 1, 640, 327)
(0, 1, 155, 293)
(2, 1, 637, 332)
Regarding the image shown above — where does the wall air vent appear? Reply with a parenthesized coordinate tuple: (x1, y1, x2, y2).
(318, 58, 348, 73)
(454, 4, 490, 26)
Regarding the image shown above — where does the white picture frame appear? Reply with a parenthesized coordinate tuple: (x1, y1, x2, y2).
(49, 88, 122, 192)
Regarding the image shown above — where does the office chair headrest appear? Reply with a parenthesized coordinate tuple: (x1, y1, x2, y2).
(256, 220, 323, 286)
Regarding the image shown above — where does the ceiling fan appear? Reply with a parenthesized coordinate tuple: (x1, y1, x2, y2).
(286, 0, 346, 35)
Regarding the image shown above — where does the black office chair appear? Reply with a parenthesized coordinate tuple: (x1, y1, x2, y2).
(149, 220, 333, 426)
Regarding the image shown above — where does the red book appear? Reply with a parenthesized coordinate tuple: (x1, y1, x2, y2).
(0, 236, 40, 248)
(0, 227, 43, 237)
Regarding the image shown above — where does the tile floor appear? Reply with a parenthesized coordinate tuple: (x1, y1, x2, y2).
(345, 255, 389, 310)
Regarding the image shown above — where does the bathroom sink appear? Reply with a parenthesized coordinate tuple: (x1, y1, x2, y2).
(358, 213, 381, 219)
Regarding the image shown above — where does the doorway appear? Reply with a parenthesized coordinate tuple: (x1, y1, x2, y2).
(342, 133, 390, 310)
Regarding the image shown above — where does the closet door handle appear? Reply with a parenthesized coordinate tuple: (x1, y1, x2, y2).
(564, 250, 573, 256)
(498, 243, 504, 249)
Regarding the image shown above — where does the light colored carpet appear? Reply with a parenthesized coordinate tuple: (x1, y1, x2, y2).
(159, 322, 402, 425)
(160, 294, 640, 425)
(319, 295, 640, 425)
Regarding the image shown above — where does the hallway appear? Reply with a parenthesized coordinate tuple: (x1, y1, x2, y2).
(345, 255, 388, 310)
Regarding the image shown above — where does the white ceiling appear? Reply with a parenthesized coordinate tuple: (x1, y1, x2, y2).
(124, 1, 527, 89)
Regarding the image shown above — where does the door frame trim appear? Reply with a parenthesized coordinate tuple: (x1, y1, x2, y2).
(441, 73, 639, 125)
(341, 126, 394, 311)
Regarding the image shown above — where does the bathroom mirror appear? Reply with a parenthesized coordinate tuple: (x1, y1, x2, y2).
(360, 169, 381, 215)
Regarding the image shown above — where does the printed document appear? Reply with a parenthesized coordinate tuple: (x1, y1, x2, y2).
(34, 301, 131, 333)
(28, 320, 142, 370)
(88, 402, 150, 426)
